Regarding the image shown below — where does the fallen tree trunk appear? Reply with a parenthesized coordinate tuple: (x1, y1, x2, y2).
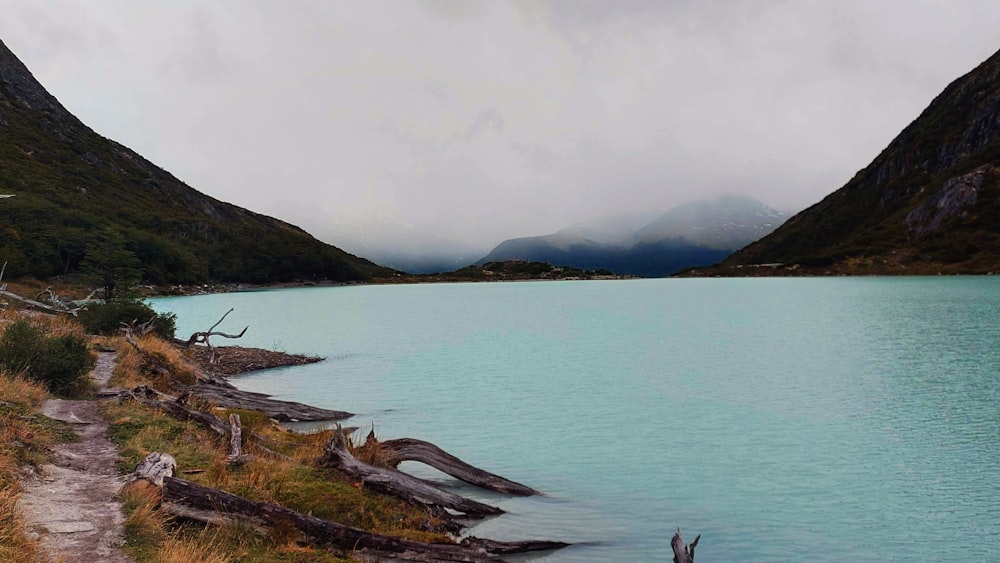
(127, 385, 232, 438)
(0, 289, 79, 315)
(122, 452, 566, 562)
(189, 379, 351, 422)
(319, 426, 503, 518)
(370, 436, 539, 496)
(161, 476, 565, 561)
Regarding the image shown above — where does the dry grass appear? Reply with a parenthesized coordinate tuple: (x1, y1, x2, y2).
(0, 483, 41, 562)
(0, 308, 89, 339)
(103, 396, 453, 561)
(112, 335, 199, 390)
(0, 369, 63, 560)
(0, 371, 48, 409)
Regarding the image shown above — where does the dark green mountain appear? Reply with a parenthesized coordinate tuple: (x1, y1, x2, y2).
(0, 39, 390, 285)
(698, 48, 1000, 276)
(479, 196, 786, 277)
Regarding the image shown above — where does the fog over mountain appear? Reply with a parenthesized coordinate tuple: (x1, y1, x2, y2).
(480, 196, 788, 277)
(2, 2, 999, 268)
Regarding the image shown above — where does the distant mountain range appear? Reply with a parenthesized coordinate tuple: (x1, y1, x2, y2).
(695, 47, 1000, 276)
(0, 39, 390, 285)
(479, 196, 788, 277)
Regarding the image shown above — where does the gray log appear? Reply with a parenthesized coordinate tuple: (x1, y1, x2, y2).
(319, 426, 502, 518)
(159, 475, 567, 561)
(375, 437, 539, 496)
(189, 381, 351, 422)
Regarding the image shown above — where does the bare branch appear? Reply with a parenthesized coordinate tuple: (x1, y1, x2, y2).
(181, 308, 249, 365)
(207, 307, 235, 333)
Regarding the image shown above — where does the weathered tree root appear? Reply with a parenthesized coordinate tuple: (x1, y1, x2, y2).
(365, 434, 539, 496)
(319, 425, 503, 518)
(124, 452, 568, 562)
(127, 385, 232, 437)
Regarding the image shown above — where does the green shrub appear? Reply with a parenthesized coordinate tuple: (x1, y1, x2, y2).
(79, 299, 176, 339)
(0, 321, 94, 395)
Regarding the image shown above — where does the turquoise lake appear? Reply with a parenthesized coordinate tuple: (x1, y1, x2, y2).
(150, 278, 1000, 561)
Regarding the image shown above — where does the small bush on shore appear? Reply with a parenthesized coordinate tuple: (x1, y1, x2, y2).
(0, 320, 94, 396)
(79, 299, 176, 340)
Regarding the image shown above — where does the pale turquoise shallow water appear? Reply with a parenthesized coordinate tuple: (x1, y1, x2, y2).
(151, 278, 1000, 562)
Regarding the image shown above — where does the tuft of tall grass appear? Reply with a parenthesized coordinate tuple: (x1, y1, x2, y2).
(0, 370, 49, 409)
(112, 335, 199, 390)
(0, 481, 41, 561)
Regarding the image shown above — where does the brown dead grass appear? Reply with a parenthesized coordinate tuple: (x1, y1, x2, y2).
(0, 370, 56, 561)
(112, 335, 200, 391)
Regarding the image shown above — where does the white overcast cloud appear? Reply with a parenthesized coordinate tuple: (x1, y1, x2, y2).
(1, 1, 999, 254)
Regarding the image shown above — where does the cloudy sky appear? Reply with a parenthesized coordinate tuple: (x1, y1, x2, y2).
(2, 1, 999, 258)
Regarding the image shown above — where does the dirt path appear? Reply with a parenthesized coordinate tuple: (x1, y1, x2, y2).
(18, 350, 132, 562)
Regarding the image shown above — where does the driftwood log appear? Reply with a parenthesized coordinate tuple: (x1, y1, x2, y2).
(366, 434, 539, 496)
(124, 453, 567, 562)
(162, 477, 564, 561)
(128, 385, 232, 437)
(671, 528, 700, 563)
(320, 425, 503, 518)
(189, 379, 351, 422)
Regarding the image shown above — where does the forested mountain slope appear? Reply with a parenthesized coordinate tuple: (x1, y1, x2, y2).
(0, 39, 390, 285)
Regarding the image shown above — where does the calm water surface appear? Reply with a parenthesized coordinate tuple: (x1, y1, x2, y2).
(151, 278, 1000, 561)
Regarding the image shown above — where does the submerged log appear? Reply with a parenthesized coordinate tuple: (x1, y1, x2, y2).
(319, 425, 503, 518)
(156, 473, 565, 561)
(189, 380, 351, 422)
(371, 436, 539, 496)
(671, 528, 700, 563)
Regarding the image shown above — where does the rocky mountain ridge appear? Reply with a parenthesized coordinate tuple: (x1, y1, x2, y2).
(696, 47, 1000, 275)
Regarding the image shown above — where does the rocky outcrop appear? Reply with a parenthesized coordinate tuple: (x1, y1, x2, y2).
(906, 166, 990, 234)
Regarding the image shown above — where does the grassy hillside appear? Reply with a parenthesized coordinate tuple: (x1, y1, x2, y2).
(0, 39, 391, 285)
